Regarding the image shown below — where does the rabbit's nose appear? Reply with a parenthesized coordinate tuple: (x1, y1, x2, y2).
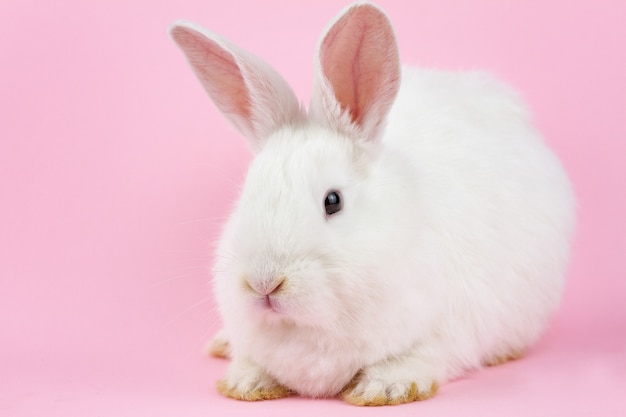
(246, 276, 285, 296)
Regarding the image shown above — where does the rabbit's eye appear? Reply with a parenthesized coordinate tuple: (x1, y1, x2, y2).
(324, 190, 342, 216)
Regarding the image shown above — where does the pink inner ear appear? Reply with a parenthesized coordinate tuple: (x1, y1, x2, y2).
(170, 27, 251, 121)
(320, 6, 399, 126)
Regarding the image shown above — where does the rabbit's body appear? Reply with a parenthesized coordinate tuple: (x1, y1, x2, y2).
(171, 2, 574, 406)
(383, 67, 573, 374)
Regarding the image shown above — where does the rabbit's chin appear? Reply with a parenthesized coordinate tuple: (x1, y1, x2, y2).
(228, 315, 365, 397)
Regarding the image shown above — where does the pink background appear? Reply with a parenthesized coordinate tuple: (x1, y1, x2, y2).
(1, 0, 625, 415)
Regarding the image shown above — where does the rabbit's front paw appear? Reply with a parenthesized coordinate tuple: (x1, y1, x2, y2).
(342, 374, 438, 406)
(217, 358, 292, 401)
(341, 353, 439, 406)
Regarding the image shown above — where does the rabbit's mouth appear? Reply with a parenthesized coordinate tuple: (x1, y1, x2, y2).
(252, 293, 290, 324)
(262, 294, 279, 312)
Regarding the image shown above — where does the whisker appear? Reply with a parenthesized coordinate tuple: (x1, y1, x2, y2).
(161, 297, 213, 329)
(146, 270, 210, 289)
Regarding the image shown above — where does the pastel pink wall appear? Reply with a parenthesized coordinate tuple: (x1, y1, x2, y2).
(1, 0, 625, 415)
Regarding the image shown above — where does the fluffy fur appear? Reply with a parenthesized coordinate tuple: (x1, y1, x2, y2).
(170, 1, 575, 406)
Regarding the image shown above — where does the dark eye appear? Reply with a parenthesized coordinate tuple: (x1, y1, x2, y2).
(324, 190, 342, 216)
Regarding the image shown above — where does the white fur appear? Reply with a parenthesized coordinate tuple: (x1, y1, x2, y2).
(171, 2, 575, 401)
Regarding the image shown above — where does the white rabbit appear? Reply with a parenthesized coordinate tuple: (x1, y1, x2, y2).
(170, 1, 575, 406)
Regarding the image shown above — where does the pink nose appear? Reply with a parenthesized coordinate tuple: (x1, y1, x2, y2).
(247, 276, 285, 296)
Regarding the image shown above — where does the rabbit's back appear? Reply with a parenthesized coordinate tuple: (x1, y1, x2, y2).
(387, 68, 573, 238)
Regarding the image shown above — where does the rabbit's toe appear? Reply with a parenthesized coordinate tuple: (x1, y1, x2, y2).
(341, 372, 438, 406)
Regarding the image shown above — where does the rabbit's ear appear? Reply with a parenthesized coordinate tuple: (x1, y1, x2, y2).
(170, 21, 302, 152)
(310, 3, 400, 142)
